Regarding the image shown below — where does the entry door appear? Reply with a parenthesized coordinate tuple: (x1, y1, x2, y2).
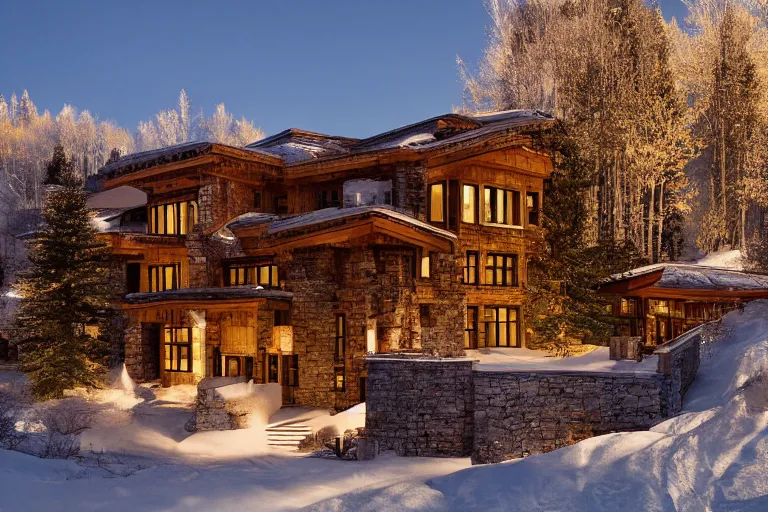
(656, 318, 668, 344)
(141, 323, 161, 379)
(267, 354, 279, 383)
(282, 355, 298, 404)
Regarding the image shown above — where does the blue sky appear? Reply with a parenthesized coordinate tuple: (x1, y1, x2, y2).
(2, 0, 689, 139)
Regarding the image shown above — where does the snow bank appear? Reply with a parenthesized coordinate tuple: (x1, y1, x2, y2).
(695, 248, 744, 270)
(468, 346, 658, 374)
(307, 301, 768, 511)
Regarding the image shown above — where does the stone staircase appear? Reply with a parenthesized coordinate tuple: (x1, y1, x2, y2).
(0, 362, 19, 372)
(265, 423, 313, 450)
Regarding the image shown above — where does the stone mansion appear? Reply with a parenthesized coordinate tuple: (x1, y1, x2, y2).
(91, 110, 555, 408)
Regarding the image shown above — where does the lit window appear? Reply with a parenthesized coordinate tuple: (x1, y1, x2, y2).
(463, 251, 478, 284)
(485, 254, 519, 286)
(429, 183, 445, 222)
(226, 263, 279, 288)
(483, 306, 519, 347)
(334, 367, 345, 391)
(149, 200, 199, 235)
(620, 298, 637, 316)
(483, 187, 521, 226)
(462, 184, 477, 223)
(421, 254, 431, 279)
(164, 327, 192, 372)
(148, 264, 181, 292)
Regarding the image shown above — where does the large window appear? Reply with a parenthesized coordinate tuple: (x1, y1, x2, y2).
(462, 184, 478, 224)
(483, 306, 519, 347)
(465, 306, 478, 349)
(619, 298, 638, 317)
(226, 262, 279, 288)
(429, 183, 445, 223)
(149, 200, 199, 235)
(483, 187, 522, 226)
(149, 264, 181, 292)
(164, 327, 192, 372)
(463, 251, 478, 284)
(485, 254, 519, 286)
(317, 189, 341, 209)
(334, 314, 346, 363)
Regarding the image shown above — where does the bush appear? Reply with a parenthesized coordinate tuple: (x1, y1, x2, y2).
(298, 425, 339, 453)
(0, 390, 25, 450)
(39, 401, 94, 459)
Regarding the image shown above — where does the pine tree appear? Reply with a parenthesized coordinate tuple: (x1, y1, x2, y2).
(15, 150, 111, 399)
(43, 145, 72, 186)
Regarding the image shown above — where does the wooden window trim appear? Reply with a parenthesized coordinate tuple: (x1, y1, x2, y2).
(465, 306, 479, 349)
(148, 200, 199, 235)
(334, 367, 345, 392)
(164, 327, 192, 373)
(148, 263, 181, 292)
(483, 306, 520, 348)
(483, 186, 523, 227)
(428, 182, 446, 224)
(463, 251, 479, 285)
(462, 183, 478, 224)
(484, 254, 519, 287)
(225, 263, 279, 288)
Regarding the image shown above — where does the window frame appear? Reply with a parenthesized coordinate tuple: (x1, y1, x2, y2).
(334, 314, 346, 363)
(465, 306, 479, 349)
(484, 254, 519, 287)
(253, 190, 262, 210)
(164, 327, 192, 373)
(462, 184, 478, 224)
(428, 182, 446, 224)
(148, 263, 181, 292)
(463, 251, 479, 284)
(148, 200, 199, 235)
(526, 191, 540, 226)
(334, 367, 346, 392)
(225, 262, 279, 288)
(483, 306, 520, 348)
(483, 186, 522, 227)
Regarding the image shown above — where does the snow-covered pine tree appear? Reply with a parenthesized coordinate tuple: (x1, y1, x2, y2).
(15, 149, 111, 399)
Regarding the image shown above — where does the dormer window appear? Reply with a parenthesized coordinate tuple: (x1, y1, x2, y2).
(149, 200, 199, 235)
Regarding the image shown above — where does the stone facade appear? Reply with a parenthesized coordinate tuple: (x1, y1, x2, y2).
(473, 370, 667, 464)
(366, 358, 475, 457)
(656, 326, 703, 415)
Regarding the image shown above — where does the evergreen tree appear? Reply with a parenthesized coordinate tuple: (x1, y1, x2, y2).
(43, 145, 72, 186)
(525, 131, 647, 353)
(15, 149, 110, 399)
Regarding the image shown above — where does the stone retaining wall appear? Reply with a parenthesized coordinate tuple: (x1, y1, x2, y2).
(366, 358, 474, 457)
(655, 326, 703, 415)
(366, 340, 703, 464)
(473, 370, 668, 464)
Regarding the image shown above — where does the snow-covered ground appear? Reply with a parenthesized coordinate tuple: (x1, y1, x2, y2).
(2, 301, 767, 511)
(467, 346, 658, 374)
(694, 248, 744, 270)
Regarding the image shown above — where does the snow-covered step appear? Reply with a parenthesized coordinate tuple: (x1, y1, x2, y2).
(265, 423, 313, 450)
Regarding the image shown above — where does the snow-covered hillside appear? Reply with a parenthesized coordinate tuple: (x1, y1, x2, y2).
(1, 302, 767, 511)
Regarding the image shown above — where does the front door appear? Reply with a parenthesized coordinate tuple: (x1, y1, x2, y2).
(282, 354, 298, 404)
(141, 323, 161, 379)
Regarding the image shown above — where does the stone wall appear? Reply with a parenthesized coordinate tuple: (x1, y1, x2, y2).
(472, 370, 668, 464)
(655, 326, 703, 415)
(366, 344, 703, 464)
(366, 358, 474, 457)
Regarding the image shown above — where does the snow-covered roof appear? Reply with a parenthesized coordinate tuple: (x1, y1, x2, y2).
(602, 263, 768, 291)
(264, 205, 458, 241)
(124, 286, 293, 305)
(245, 129, 359, 164)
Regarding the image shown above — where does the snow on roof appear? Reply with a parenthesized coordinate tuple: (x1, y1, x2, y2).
(99, 141, 213, 177)
(245, 128, 358, 164)
(264, 205, 458, 241)
(603, 263, 768, 291)
(124, 286, 293, 304)
(224, 212, 280, 231)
